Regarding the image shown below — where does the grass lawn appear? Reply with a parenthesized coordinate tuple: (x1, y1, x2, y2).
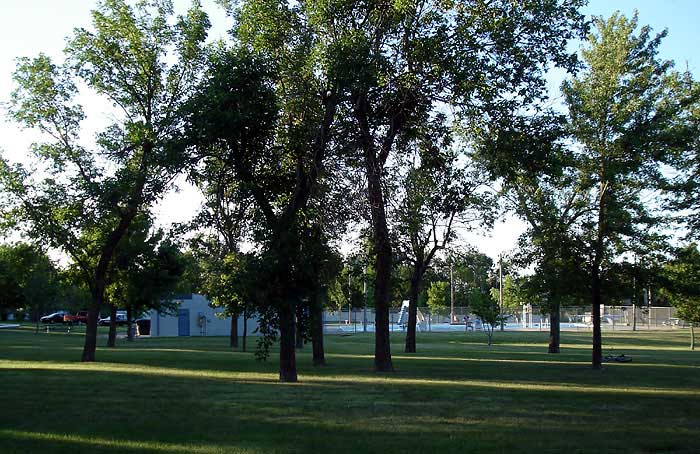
(0, 326, 698, 454)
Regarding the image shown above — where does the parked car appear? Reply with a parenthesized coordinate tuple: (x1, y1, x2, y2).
(40, 311, 69, 324)
(98, 311, 128, 326)
(63, 310, 89, 325)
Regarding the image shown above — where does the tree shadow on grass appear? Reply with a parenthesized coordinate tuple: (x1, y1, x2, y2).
(0, 366, 697, 454)
(3, 329, 700, 392)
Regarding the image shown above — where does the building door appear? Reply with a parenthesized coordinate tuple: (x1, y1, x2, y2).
(178, 309, 190, 336)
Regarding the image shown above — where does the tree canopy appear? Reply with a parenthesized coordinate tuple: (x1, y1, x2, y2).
(0, 0, 209, 361)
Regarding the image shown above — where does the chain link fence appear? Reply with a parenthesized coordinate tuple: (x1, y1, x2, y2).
(322, 305, 689, 333)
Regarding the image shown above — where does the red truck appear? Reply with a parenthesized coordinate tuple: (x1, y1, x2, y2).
(63, 311, 89, 325)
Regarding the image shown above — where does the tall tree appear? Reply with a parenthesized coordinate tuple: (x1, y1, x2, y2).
(186, 31, 341, 381)
(562, 12, 694, 368)
(475, 110, 590, 353)
(392, 123, 495, 353)
(341, 0, 585, 371)
(188, 99, 256, 348)
(0, 0, 209, 361)
(664, 71, 700, 238)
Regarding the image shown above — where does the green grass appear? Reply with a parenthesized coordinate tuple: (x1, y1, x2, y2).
(1, 326, 698, 454)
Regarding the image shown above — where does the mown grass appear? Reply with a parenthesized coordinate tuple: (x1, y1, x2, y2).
(0, 325, 698, 453)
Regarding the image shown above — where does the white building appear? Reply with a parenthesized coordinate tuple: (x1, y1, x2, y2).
(149, 293, 259, 337)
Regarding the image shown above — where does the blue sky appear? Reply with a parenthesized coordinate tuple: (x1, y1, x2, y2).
(0, 0, 698, 259)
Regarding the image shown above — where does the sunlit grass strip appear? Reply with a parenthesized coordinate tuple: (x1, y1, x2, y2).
(3, 359, 698, 397)
(329, 353, 700, 369)
(0, 429, 255, 454)
(0, 360, 279, 384)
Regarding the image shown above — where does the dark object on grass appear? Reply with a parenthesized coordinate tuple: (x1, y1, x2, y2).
(603, 354, 632, 363)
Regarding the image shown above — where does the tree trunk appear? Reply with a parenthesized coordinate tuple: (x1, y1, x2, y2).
(81, 205, 140, 362)
(107, 304, 117, 348)
(691, 324, 695, 351)
(81, 297, 101, 362)
(278, 303, 298, 382)
(366, 160, 394, 372)
(548, 304, 560, 353)
(591, 177, 606, 370)
(405, 266, 423, 353)
(230, 312, 239, 348)
(242, 312, 247, 352)
(311, 291, 326, 366)
(373, 236, 393, 371)
(295, 304, 304, 350)
(126, 305, 134, 342)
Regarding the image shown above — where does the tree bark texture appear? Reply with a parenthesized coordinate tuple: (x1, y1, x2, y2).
(364, 153, 394, 372)
(81, 204, 140, 362)
(82, 304, 101, 361)
(352, 87, 397, 373)
(548, 304, 560, 353)
(230, 313, 239, 348)
(107, 304, 117, 348)
(278, 303, 298, 382)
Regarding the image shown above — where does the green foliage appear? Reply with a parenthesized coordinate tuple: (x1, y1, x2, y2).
(489, 275, 524, 315)
(193, 239, 260, 321)
(561, 11, 689, 260)
(1, 0, 210, 361)
(474, 107, 593, 311)
(478, 12, 694, 317)
(1, 0, 209, 301)
(665, 72, 700, 238)
(445, 249, 494, 309)
(472, 293, 503, 346)
(0, 243, 60, 321)
(660, 244, 700, 326)
(107, 216, 187, 317)
(426, 281, 450, 313)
